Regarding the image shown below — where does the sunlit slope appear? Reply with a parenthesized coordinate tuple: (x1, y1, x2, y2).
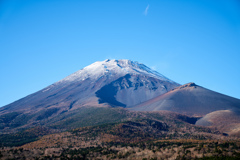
(130, 83, 240, 117)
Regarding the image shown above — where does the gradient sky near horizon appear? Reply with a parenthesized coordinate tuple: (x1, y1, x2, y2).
(0, 0, 240, 107)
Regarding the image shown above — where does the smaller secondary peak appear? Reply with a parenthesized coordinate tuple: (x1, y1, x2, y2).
(180, 82, 197, 88)
(184, 82, 197, 87)
(172, 82, 198, 91)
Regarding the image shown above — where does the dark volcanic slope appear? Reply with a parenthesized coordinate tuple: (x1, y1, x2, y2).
(130, 83, 240, 117)
(96, 74, 177, 107)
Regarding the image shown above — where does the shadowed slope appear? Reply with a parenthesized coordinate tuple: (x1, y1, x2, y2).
(96, 74, 178, 107)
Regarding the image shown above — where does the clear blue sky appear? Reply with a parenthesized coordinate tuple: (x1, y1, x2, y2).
(0, 0, 240, 107)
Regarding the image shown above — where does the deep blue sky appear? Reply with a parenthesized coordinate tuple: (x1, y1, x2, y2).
(0, 0, 240, 107)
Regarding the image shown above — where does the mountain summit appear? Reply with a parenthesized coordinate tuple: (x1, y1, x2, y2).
(59, 59, 174, 84)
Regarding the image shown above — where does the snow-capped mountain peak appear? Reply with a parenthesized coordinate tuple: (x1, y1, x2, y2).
(59, 59, 173, 83)
(0, 59, 180, 121)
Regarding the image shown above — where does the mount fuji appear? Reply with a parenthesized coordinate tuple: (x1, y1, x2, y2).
(0, 59, 180, 132)
(1, 59, 240, 136)
(1, 59, 179, 112)
(1, 59, 240, 160)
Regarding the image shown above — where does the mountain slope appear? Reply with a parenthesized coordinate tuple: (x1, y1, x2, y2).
(96, 74, 177, 107)
(2, 110, 236, 160)
(0, 59, 178, 113)
(196, 109, 240, 136)
(130, 83, 240, 117)
(0, 59, 179, 132)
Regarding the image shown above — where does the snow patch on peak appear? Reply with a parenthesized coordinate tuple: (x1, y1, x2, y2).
(58, 59, 177, 84)
(105, 59, 110, 62)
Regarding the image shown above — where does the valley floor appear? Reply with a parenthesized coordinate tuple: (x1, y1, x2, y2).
(1, 108, 240, 160)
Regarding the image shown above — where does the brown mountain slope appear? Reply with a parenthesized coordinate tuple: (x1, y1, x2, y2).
(129, 83, 240, 117)
(20, 111, 225, 150)
(196, 109, 240, 136)
(1, 111, 234, 160)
